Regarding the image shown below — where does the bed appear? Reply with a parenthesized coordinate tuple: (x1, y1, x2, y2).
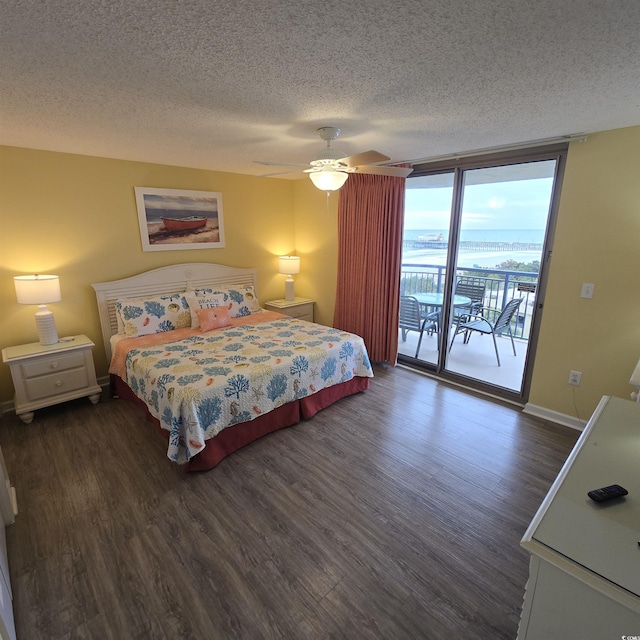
(92, 263, 373, 471)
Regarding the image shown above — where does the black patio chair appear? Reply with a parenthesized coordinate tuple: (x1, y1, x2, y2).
(449, 298, 523, 366)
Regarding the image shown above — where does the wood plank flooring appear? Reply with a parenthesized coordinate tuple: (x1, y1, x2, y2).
(0, 365, 579, 639)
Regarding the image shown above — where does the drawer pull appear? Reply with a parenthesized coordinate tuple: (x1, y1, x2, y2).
(51, 363, 59, 369)
(55, 380, 63, 387)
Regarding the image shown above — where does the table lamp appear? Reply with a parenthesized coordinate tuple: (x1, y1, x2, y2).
(278, 256, 300, 302)
(14, 274, 62, 345)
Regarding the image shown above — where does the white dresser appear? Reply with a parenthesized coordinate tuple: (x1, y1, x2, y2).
(630, 357, 640, 402)
(0, 447, 16, 640)
(519, 396, 640, 639)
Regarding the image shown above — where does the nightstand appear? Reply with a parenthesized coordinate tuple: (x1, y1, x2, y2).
(2, 335, 102, 424)
(264, 297, 314, 322)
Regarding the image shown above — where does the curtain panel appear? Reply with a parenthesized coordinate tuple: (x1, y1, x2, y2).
(333, 173, 406, 364)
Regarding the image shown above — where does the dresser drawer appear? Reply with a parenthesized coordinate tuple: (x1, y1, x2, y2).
(20, 351, 85, 379)
(24, 367, 90, 401)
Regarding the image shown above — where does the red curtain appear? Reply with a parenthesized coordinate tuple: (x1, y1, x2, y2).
(333, 172, 406, 365)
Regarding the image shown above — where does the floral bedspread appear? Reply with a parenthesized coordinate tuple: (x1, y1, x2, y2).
(112, 315, 373, 463)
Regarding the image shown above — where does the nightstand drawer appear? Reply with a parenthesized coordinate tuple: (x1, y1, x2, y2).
(286, 304, 313, 319)
(20, 352, 85, 379)
(25, 367, 90, 401)
(264, 298, 314, 322)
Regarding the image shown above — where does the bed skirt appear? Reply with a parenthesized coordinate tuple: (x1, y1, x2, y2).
(112, 374, 370, 471)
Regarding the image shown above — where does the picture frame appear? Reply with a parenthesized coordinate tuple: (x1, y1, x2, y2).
(134, 187, 225, 252)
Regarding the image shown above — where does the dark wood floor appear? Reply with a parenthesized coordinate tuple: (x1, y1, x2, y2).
(0, 365, 579, 640)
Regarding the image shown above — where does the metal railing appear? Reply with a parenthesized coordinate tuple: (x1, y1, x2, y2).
(400, 263, 539, 339)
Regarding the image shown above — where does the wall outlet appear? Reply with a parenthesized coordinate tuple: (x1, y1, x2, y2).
(581, 283, 595, 299)
(568, 370, 582, 386)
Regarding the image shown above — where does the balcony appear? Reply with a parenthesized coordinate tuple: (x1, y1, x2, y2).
(399, 263, 538, 392)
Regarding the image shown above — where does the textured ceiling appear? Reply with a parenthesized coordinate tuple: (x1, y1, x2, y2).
(1, 0, 639, 178)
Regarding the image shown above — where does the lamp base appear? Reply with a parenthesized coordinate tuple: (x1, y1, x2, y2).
(35, 305, 59, 345)
(284, 276, 295, 302)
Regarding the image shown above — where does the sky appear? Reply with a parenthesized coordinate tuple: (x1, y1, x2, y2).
(404, 177, 555, 231)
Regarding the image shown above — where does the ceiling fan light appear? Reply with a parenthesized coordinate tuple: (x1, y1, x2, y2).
(309, 170, 349, 192)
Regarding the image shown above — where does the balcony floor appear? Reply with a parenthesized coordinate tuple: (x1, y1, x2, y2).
(397, 328, 527, 392)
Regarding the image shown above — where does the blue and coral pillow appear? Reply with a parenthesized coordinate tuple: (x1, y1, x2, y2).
(115, 293, 191, 337)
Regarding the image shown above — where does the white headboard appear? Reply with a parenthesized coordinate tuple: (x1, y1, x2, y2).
(92, 263, 258, 362)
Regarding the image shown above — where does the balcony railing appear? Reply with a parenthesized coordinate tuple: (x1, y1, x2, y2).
(400, 263, 539, 340)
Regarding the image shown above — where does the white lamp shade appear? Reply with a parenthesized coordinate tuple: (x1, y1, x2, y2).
(278, 256, 301, 275)
(309, 170, 349, 192)
(14, 275, 61, 304)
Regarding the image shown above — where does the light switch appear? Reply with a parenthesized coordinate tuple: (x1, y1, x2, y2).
(580, 283, 594, 299)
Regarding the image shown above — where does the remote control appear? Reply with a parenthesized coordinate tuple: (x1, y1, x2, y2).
(587, 484, 628, 503)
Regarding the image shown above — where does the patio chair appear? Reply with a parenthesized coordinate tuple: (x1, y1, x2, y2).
(399, 296, 438, 358)
(449, 298, 523, 366)
(454, 277, 486, 318)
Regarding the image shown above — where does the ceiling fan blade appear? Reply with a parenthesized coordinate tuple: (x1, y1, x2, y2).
(352, 165, 414, 178)
(339, 150, 390, 168)
(259, 169, 304, 177)
(254, 160, 311, 168)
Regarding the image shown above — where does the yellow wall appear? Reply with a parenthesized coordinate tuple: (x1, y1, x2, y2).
(293, 180, 340, 327)
(0, 146, 296, 398)
(2, 125, 639, 421)
(528, 126, 640, 419)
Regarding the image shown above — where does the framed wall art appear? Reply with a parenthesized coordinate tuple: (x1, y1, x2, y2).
(134, 187, 225, 252)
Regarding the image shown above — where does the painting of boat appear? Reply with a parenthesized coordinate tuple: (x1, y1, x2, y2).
(161, 216, 207, 231)
(135, 187, 225, 251)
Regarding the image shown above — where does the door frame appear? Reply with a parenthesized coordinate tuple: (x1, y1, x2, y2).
(399, 144, 569, 404)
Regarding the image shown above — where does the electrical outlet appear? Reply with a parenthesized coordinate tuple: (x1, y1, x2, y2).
(568, 370, 582, 386)
(581, 283, 594, 299)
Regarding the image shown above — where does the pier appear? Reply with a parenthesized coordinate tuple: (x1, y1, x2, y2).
(403, 239, 543, 252)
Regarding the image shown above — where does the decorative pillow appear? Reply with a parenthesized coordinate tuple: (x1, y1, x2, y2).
(184, 292, 227, 328)
(196, 304, 233, 332)
(186, 285, 260, 327)
(115, 293, 191, 337)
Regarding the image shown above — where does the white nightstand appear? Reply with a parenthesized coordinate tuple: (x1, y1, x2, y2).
(264, 297, 314, 322)
(2, 335, 102, 424)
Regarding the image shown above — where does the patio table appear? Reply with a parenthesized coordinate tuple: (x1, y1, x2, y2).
(411, 292, 472, 311)
(410, 292, 472, 333)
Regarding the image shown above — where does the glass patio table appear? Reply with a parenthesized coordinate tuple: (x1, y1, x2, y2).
(411, 292, 473, 333)
(411, 292, 472, 310)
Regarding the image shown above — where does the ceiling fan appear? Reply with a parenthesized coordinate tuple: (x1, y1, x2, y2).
(255, 127, 413, 192)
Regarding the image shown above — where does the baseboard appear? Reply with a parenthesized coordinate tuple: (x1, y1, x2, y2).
(0, 400, 12, 416)
(523, 403, 586, 431)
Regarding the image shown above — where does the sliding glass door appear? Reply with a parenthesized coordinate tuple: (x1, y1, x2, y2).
(398, 147, 567, 402)
(401, 172, 455, 365)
